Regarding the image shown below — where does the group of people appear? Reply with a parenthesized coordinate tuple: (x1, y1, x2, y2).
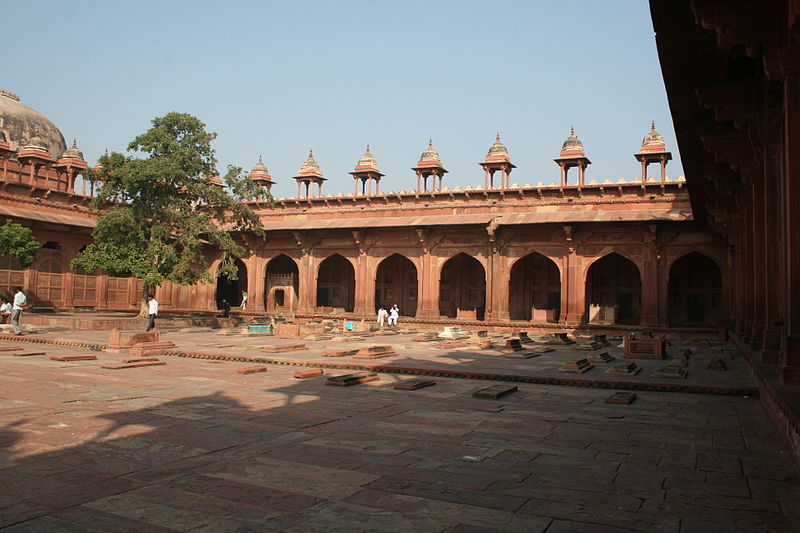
(0, 286, 28, 335)
(377, 304, 400, 328)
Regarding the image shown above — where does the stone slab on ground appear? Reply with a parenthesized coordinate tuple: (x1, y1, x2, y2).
(50, 355, 94, 361)
(393, 380, 436, 391)
(559, 359, 594, 374)
(605, 392, 638, 404)
(587, 352, 615, 364)
(294, 368, 324, 379)
(261, 344, 306, 353)
(0, 346, 22, 351)
(650, 366, 688, 379)
(322, 349, 358, 358)
(473, 384, 518, 399)
(605, 362, 641, 376)
(101, 361, 167, 369)
(14, 352, 47, 357)
(237, 365, 268, 375)
(353, 346, 397, 359)
(325, 372, 379, 387)
(123, 357, 161, 363)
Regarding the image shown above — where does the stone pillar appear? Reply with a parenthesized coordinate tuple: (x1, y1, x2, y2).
(416, 238, 438, 318)
(489, 251, 510, 321)
(353, 253, 374, 317)
(762, 140, 784, 363)
(781, 51, 800, 383)
(750, 172, 766, 350)
(564, 248, 584, 326)
(296, 253, 314, 313)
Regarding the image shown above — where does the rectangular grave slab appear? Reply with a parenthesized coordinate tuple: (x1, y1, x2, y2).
(503, 351, 540, 359)
(261, 344, 306, 353)
(518, 332, 533, 344)
(50, 355, 95, 361)
(0, 346, 22, 352)
(474, 340, 494, 350)
(353, 346, 396, 359)
(650, 366, 688, 379)
(559, 358, 594, 373)
(604, 362, 640, 376)
(473, 384, 518, 399)
(237, 365, 267, 375)
(624, 336, 667, 359)
(435, 341, 468, 349)
(706, 358, 727, 371)
(123, 357, 160, 363)
(325, 372, 379, 387)
(578, 341, 603, 350)
(12, 351, 46, 357)
(501, 339, 523, 352)
(666, 358, 688, 368)
(322, 349, 358, 357)
(605, 392, 637, 405)
(394, 380, 436, 390)
(101, 361, 168, 370)
(294, 368, 324, 379)
(587, 352, 615, 363)
(594, 334, 610, 346)
(530, 346, 554, 354)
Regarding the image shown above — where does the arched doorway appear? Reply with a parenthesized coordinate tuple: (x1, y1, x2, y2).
(669, 252, 722, 326)
(439, 253, 486, 320)
(375, 254, 418, 316)
(509, 252, 561, 322)
(265, 254, 299, 312)
(215, 258, 247, 307)
(317, 254, 355, 312)
(35, 241, 65, 307)
(586, 253, 641, 325)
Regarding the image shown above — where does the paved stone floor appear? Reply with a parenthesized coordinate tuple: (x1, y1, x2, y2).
(1, 329, 800, 532)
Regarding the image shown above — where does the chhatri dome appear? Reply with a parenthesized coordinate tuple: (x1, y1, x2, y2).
(559, 127, 585, 157)
(295, 150, 324, 178)
(417, 139, 443, 167)
(250, 155, 271, 178)
(353, 145, 382, 173)
(60, 139, 85, 161)
(640, 121, 667, 152)
(0, 88, 67, 156)
(22, 129, 50, 154)
(485, 133, 511, 163)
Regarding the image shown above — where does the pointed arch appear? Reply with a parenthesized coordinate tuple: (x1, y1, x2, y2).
(508, 252, 561, 322)
(439, 252, 486, 320)
(375, 253, 418, 317)
(317, 253, 355, 312)
(585, 252, 641, 325)
(265, 254, 300, 312)
(668, 252, 722, 326)
(215, 258, 247, 308)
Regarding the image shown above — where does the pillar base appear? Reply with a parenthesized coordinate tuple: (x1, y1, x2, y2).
(565, 313, 583, 327)
(762, 327, 781, 364)
(780, 336, 800, 385)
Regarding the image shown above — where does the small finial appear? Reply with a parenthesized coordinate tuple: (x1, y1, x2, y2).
(366, 144, 370, 152)
(308, 149, 313, 158)
(104, 148, 109, 156)
(72, 138, 78, 147)
(496, 132, 501, 141)
(258, 154, 263, 163)
(428, 138, 433, 147)
(570, 126, 575, 136)
(651, 120, 656, 130)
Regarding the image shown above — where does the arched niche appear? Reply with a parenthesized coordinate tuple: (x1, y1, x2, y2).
(509, 252, 561, 322)
(215, 258, 247, 308)
(585, 252, 641, 325)
(668, 252, 722, 327)
(317, 254, 355, 312)
(439, 253, 486, 320)
(375, 254, 418, 316)
(265, 254, 299, 312)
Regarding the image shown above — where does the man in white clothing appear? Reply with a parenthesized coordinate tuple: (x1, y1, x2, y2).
(388, 305, 399, 328)
(11, 286, 27, 335)
(146, 294, 158, 332)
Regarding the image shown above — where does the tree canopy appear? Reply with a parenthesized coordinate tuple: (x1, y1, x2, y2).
(71, 112, 266, 289)
(0, 220, 40, 268)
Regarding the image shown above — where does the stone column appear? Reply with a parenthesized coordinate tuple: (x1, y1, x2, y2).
(297, 253, 314, 313)
(353, 253, 374, 317)
(762, 139, 784, 363)
(489, 251, 510, 321)
(750, 172, 766, 350)
(781, 51, 800, 383)
(415, 232, 439, 318)
(641, 228, 659, 327)
(564, 248, 584, 326)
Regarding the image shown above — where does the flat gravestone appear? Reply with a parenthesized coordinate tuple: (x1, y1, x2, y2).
(606, 392, 637, 405)
(706, 358, 727, 371)
(559, 358, 594, 374)
(531, 346, 554, 354)
(473, 384, 518, 399)
(325, 372, 379, 387)
(102, 361, 167, 370)
(14, 352, 46, 357)
(394, 380, 436, 391)
(587, 352, 615, 364)
(605, 362, 640, 376)
(650, 366, 688, 379)
(501, 339, 523, 352)
(50, 355, 94, 361)
(578, 341, 603, 350)
(294, 368, 324, 379)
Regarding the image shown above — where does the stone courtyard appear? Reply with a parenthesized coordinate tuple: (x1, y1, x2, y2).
(1, 319, 799, 532)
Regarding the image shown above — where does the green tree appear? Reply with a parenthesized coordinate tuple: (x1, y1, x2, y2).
(71, 112, 266, 314)
(0, 220, 40, 268)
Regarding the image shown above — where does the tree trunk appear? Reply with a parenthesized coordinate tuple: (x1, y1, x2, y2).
(138, 285, 153, 318)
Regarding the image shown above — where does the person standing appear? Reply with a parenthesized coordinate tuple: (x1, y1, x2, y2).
(377, 307, 387, 328)
(221, 299, 231, 318)
(11, 287, 26, 335)
(146, 294, 158, 332)
(240, 291, 248, 310)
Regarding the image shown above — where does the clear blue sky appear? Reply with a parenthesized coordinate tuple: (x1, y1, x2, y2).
(5, 0, 681, 197)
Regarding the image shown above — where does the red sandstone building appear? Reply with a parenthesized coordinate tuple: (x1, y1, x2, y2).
(0, 87, 728, 335)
